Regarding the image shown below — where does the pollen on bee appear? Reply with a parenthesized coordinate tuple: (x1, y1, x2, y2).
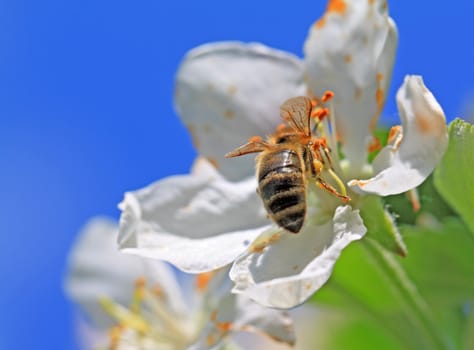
(275, 123, 287, 133)
(321, 90, 334, 102)
(248, 135, 263, 143)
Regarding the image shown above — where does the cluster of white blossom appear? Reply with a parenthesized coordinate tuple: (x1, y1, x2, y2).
(66, 0, 447, 348)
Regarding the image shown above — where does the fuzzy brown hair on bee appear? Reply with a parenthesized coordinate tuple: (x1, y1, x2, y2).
(225, 96, 349, 234)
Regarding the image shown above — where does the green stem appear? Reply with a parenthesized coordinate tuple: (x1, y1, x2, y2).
(362, 239, 449, 350)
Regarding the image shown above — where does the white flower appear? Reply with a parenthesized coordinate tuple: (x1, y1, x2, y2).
(65, 218, 295, 349)
(117, 0, 447, 308)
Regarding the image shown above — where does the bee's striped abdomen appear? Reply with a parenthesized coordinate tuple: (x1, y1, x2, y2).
(258, 149, 306, 233)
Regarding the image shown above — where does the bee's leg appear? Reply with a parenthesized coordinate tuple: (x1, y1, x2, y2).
(316, 177, 350, 202)
(312, 139, 334, 170)
(320, 144, 334, 169)
(311, 158, 350, 202)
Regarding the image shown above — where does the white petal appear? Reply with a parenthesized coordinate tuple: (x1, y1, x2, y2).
(73, 312, 108, 350)
(65, 217, 186, 327)
(118, 159, 270, 273)
(229, 206, 366, 308)
(233, 305, 322, 350)
(348, 76, 448, 196)
(175, 42, 306, 181)
(304, 0, 398, 171)
(190, 294, 295, 350)
(230, 297, 295, 345)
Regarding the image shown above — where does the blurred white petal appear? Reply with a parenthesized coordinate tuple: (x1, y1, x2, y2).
(118, 159, 270, 273)
(175, 42, 306, 181)
(304, 0, 397, 172)
(65, 217, 186, 327)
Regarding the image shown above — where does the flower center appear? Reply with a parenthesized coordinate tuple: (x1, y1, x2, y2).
(99, 277, 197, 350)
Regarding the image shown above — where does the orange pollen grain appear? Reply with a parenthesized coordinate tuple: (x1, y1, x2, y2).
(207, 334, 215, 346)
(152, 285, 164, 297)
(217, 322, 233, 332)
(195, 271, 214, 292)
(312, 107, 329, 121)
(367, 136, 382, 153)
(321, 90, 334, 102)
(211, 310, 218, 322)
(320, 137, 328, 148)
(312, 137, 328, 151)
(326, 0, 347, 14)
(248, 135, 263, 143)
(376, 72, 384, 82)
(109, 324, 125, 349)
(135, 277, 146, 288)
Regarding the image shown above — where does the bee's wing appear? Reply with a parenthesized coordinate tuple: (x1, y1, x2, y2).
(280, 96, 313, 136)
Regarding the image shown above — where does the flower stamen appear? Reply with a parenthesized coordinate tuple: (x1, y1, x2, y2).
(321, 90, 334, 102)
(99, 297, 150, 334)
(206, 310, 234, 347)
(195, 271, 215, 292)
(311, 107, 330, 121)
(368, 136, 382, 153)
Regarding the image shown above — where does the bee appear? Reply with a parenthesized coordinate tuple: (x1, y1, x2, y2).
(225, 96, 349, 234)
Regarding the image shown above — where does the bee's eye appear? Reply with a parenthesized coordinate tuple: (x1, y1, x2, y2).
(276, 136, 288, 144)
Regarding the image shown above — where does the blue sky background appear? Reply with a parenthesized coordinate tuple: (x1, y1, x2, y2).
(0, 1, 472, 349)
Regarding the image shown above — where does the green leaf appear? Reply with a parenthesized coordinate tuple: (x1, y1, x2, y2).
(434, 118, 474, 236)
(318, 313, 406, 350)
(400, 218, 474, 306)
(383, 174, 456, 226)
(312, 239, 443, 349)
(399, 218, 474, 349)
(313, 217, 474, 350)
(359, 195, 407, 256)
